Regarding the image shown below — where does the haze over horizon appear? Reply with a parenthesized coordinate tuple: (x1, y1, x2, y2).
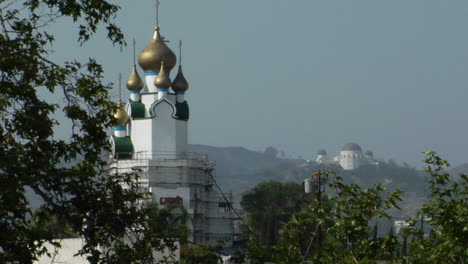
(48, 0, 468, 167)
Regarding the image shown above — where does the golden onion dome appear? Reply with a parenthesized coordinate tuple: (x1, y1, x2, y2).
(154, 62, 171, 89)
(138, 27, 177, 73)
(114, 101, 130, 126)
(126, 64, 144, 91)
(172, 65, 189, 93)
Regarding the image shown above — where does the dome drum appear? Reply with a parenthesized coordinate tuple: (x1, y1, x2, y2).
(129, 90, 141, 101)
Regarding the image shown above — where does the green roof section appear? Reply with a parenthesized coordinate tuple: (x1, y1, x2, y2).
(130, 101, 145, 119)
(176, 101, 189, 121)
(112, 135, 134, 159)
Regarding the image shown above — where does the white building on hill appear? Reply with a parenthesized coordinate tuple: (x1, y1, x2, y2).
(316, 143, 378, 170)
(109, 19, 236, 246)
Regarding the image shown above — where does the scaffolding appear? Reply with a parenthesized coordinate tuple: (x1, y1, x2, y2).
(110, 151, 237, 247)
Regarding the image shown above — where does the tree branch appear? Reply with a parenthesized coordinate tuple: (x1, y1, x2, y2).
(0, 8, 10, 40)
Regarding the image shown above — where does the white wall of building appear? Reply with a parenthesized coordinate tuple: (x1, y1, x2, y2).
(339, 150, 362, 170)
(35, 238, 180, 264)
(176, 120, 188, 153)
(130, 93, 187, 159)
(141, 93, 158, 113)
(151, 100, 177, 155)
(131, 118, 153, 154)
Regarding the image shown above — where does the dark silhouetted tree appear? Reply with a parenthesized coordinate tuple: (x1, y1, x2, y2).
(0, 1, 184, 263)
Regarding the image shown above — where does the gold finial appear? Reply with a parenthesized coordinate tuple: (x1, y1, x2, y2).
(133, 38, 136, 65)
(114, 74, 129, 126)
(156, 0, 160, 27)
(127, 39, 144, 91)
(154, 61, 172, 89)
(138, 0, 176, 73)
(178, 40, 182, 65)
(118, 73, 122, 101)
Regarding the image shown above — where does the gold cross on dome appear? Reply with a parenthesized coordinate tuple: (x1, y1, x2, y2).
(155, 0, 160, 27)
(118, 73, 122, 101)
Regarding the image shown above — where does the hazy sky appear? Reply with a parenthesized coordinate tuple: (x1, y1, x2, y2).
(49, 0, 468, 167)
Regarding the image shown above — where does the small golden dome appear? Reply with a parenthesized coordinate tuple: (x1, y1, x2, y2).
(126, 64, 144, 91)
(138, 27, 177, 73)
(154, 62, 171, 89)
(114, 101, 130, 126)
(172, 66, 189, 93)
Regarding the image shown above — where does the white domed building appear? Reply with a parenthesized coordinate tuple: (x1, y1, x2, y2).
(315, 149, 334, 165)
(339, 143, 364, 170)
(316, 143, 378, 170)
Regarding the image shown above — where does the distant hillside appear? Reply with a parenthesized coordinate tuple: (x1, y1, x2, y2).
(447, 162, 468, 181)
(189, 144, 298, 198)
(190, 144, 433, 218)
(189, 144, 288, 175)
(26, 144, 449, 218)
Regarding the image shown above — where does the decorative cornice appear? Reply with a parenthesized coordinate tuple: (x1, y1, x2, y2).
(149, 98, 177, 119)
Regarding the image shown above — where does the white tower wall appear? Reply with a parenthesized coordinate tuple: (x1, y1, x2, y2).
(131, 119, 153, 154)
(142, 93, 158, 109)
(151, 100, 177, 156)
(145, 75, 157, 92)
(130, 93, 186, 159)
(176, 120, 188, 153)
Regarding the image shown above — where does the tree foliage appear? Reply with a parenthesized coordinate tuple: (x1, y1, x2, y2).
(400, 151, 468, 263)
(240, 181, 312, 246)
(242, 174, 402, 264)
(240, 152, 467, 263)
(0, 1, 182, 263)
(304, 172, 402, 263)
(30, 206, 79, 239)
(180, 244, 222, 264)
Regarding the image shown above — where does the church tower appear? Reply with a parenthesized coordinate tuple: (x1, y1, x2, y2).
(109, 5, 236, 246)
